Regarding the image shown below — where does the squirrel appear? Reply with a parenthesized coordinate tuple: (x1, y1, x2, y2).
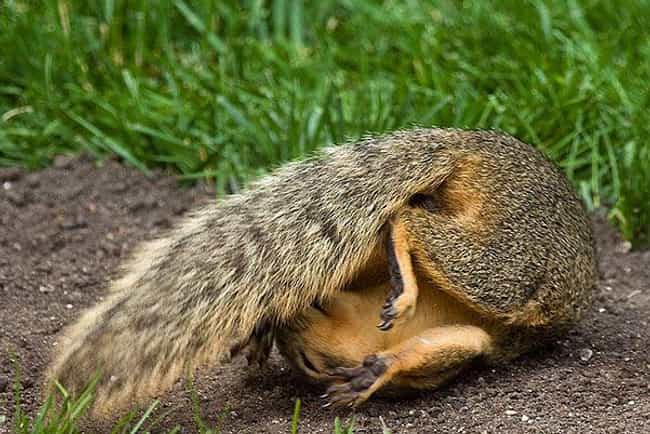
(45, 128, 596, 415)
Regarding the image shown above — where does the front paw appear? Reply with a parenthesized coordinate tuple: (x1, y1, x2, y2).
(377, 293, 417, 331)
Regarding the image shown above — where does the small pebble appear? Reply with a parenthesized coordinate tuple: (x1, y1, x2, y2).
(521, 415, 530, 422)
(579, 348, 594, 362)
(39, 285, 54, 294)
(505, 410, 517, 416)
(65, 303, 73, 309)
(616, 241, 632, 253)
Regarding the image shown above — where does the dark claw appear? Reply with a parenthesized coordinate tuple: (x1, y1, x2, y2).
(323, 355, 388, 408)
(378, 302, 398, 330)
(377, 320, 393, 331)
(379, 289, 407, 332)
(383, 306, 397, 318)
(326, 390, 358, 408)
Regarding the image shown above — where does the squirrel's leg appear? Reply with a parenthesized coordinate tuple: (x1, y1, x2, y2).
(378, 215, 418, 330)
(323, 325, 493, 408)
(228, 321, 274, 367)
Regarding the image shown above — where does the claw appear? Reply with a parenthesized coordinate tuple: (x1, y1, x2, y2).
(323, 355, 388, 409)
(377, 320, 393, 331)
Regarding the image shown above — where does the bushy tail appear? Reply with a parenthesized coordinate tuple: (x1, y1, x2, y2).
(45, 128, 461, 417)
(44, 235, 271, 417)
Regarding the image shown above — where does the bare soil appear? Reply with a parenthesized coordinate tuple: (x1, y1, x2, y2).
(1, 157, 648, 433)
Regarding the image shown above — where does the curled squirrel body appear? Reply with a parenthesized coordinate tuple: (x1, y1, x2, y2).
(46, 128, 596, 414)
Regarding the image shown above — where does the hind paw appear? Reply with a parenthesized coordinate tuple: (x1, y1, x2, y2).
(322, 355, 389, 408)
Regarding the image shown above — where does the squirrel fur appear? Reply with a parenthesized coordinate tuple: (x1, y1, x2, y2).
(45, 128, 596, 414)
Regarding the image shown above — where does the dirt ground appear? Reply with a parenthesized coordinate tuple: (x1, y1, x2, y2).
(0, 157, 648, 433)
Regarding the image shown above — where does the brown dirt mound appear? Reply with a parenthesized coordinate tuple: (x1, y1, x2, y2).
(1, 157, 648, 433)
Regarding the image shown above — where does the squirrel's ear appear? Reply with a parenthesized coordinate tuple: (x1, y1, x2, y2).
(408, 193, 438, 212)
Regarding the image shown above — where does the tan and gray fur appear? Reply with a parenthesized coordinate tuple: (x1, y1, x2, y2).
(45, 128, 596, 415)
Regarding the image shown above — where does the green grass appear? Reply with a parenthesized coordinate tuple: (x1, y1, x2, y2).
(8, 376, 358, 433)
(1, 0, 649, 245)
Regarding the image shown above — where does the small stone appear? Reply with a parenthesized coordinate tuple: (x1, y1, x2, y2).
(2, 181, 11, 190)
(579, 348, 593, 362)
(521, 415, 530, 422)
(615, 241, 632, 254)
(628, 400, 635, 405)
(409, 409, 416, 416)
(65, 304, 73, 309)
(598, 307, 606, 313)
(39, 285, 54, 293)
(505, 410, 517, 416)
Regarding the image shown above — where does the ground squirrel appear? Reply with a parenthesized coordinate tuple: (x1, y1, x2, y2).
(45, 128, 596, 415)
